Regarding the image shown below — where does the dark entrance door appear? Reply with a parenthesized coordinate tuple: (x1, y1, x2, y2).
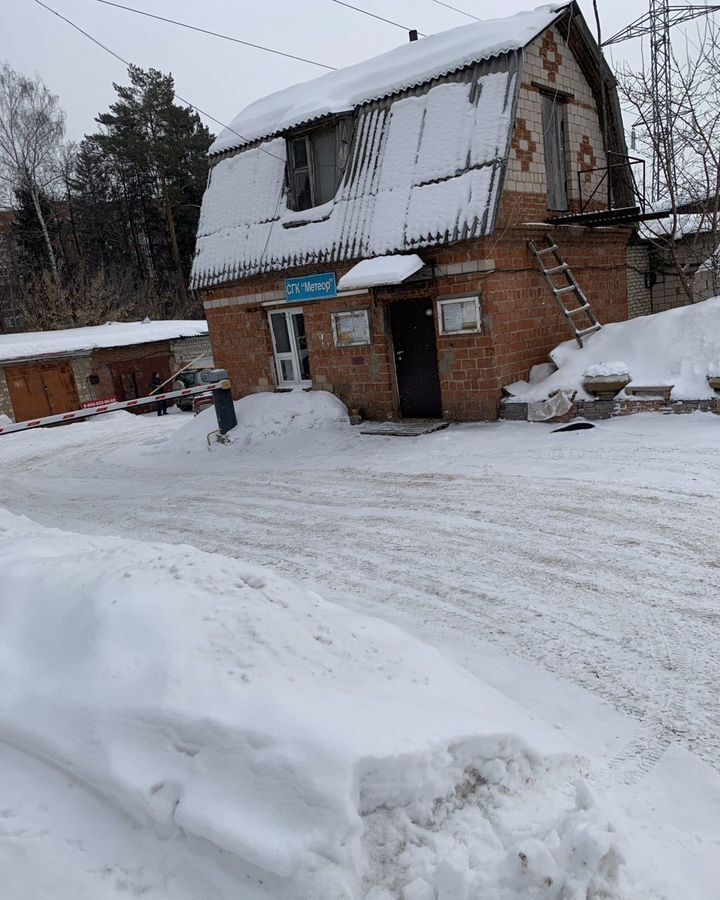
(388, 298, 442, 418)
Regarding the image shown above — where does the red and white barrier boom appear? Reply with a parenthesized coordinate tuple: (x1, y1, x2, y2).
(0, 382, 231, 437)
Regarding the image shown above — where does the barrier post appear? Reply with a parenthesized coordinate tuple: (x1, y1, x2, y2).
(0, 382, 227, 437)
(213, 380, 237, 434)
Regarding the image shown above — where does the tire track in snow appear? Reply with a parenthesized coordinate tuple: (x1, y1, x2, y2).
(1, 423, 719, 781)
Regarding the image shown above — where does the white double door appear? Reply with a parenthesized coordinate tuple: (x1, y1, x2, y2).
(269, 309, 311, 386)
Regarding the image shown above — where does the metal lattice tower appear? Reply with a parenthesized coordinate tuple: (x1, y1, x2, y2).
(650, 0, 673, 199)
(603, 1, 720, 200)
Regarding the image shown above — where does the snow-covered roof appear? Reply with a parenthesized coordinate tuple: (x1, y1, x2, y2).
(337, 254, 425, 291)
(639, 214, 715, 242)
(192, 62, 518, 286)
(0, 320, 208, 363)
(210, 3, 568, 155)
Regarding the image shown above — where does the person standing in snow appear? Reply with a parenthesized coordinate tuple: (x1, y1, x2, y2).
(150, 371, 168, 416)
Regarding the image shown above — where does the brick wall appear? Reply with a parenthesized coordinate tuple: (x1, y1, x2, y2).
(302, 296, 395, 419)
(70, 356, 95, 405)
(90, 342, 173, 401)
(651, 271, 694, 314)
(627, 242, 652, 318)
(446, 226, 628, 405)
(204, 305, 276, 399)
(501, 27, 609, 225)
(170, 334, 213, 369)
(649, 234, 714, 312)
(501, 397, 719, 421)
(201, 224, 629, 422)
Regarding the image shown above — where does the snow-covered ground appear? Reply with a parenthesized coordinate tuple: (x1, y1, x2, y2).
(0, 508, 641, 899)
(1, 395, 719, 897)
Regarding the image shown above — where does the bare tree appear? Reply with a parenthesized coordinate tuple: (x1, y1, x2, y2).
(18, 267, 189, 331)
(617, 21, 720, 303)
(0, 62, 65, 289)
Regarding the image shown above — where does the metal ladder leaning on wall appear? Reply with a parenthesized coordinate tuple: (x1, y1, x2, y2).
(528, 233, 602, 347)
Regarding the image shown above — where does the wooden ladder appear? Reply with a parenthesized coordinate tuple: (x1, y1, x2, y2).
(528, 234, 602, 347)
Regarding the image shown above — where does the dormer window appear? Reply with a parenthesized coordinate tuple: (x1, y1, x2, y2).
(286, 119, 352, 211)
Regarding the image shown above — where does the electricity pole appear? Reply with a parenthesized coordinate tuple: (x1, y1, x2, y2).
(603, 1, 720, 200)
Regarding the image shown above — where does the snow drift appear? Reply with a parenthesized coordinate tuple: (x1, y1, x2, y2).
(0, 509, 642, 899)
(511, 297, 720, 402)
(168, 389, 350, 452)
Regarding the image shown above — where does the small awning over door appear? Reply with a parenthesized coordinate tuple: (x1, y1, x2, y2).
(337, 254, 425, 291)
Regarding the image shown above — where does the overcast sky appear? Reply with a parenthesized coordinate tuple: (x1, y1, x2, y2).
(3, 0, 661, 143)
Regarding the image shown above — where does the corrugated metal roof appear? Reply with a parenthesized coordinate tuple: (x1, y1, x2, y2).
(209, 3, 567, 156)
(191, 56, 519, 288)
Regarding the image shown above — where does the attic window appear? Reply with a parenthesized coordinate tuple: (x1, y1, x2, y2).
(287, 121, 349, 211)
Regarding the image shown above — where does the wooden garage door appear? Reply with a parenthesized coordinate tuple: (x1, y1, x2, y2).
(109, 355, 170, 402)
(5, 361, 80, 422)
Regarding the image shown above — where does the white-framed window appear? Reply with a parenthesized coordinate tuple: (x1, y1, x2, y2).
(437, 296, 482, 335)
(268, 309, 311, 386)
(332, 309, 371, 347)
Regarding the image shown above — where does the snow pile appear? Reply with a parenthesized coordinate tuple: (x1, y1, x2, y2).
(511, 298, 720, 401)
(0, 509, 643, 899)
(168, 389, 350, 451)
(338, 254, 425, 290)
(583, 362, 630, 378)
(210, 4, 565, 153)
(0, 320, 208, 363)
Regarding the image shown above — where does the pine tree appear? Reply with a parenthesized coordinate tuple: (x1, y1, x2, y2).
(90, 66, 212, 316)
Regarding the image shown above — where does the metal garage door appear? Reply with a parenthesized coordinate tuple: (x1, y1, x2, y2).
(5, 361, 80, 421)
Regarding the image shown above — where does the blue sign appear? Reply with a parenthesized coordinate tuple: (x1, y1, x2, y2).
(284, 272, 337, 303)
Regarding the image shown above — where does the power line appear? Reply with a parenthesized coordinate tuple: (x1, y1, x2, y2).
(34, 0, 130, 72)
(31, 0, 286, 161)
(328, 0, 426, 37)
(429, 0, 479, 21)
(95, 0, 336, 71)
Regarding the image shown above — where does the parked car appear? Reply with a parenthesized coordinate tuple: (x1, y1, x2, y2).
(175, 367, 228, 411)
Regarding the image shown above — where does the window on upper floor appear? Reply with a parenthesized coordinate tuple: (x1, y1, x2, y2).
(286, 119, 352, 211)
(540, 92, 569, 211)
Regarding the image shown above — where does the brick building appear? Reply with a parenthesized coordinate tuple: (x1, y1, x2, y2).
(191, 2, 641, 421)
(626, 215, 720, 319)
(0, 321, 210, 423)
